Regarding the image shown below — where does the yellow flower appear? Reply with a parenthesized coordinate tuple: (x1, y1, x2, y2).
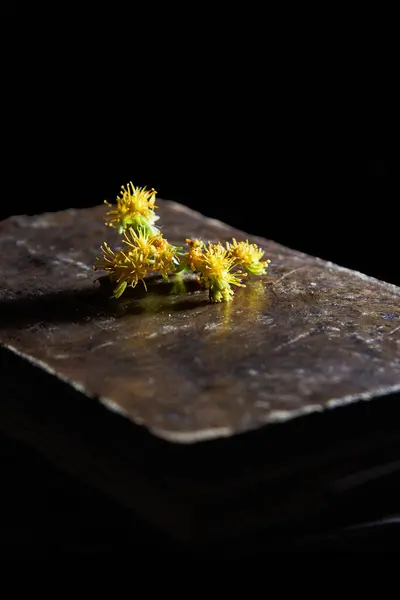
(104, 181, 160, 235)
(226, 238, 271, 275)
(93, 228, 182, 297)
(193, 241, 246, 303)
(123, 228, 182, 279)
(151, 235, 181, 279)
(94, 182, 273, 305)
(185, 238, 205, 272)
(93, 241, 149, 298)
(122, 227, 159, 262)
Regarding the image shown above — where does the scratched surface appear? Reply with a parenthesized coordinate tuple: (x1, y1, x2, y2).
(1, 201, 400, 443)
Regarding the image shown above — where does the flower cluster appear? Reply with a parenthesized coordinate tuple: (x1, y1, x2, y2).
(104, 181, 160, 236)
(94, 228, 181, 298)
(184, 238, 271, 302)
(94, 182, 271, 303)
(184, 239, 245, 302)
(225, 238, 271, 276)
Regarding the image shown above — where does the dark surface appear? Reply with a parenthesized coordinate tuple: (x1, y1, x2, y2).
(3, 428, 399, 556)
(1, 408, 400, 554)
(0, 201, 399, 443)
(1, 201, 400, 549)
